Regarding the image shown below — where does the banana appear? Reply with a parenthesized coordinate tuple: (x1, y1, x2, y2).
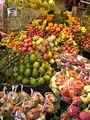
(38, 0, 43, 6)
(29, 0, 37, 4)
(28, 3, 39, 9)
(42, 19, 47, 30)
(32, 19, 41, 26)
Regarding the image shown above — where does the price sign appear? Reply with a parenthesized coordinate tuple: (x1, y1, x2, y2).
(7, 7, 17, 17)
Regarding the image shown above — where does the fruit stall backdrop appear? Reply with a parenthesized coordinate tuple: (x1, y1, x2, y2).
(0, 0, 90, 120)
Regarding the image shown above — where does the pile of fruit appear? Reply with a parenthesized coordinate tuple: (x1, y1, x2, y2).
(0, 10, 89, 54)
(79, 33, 90, 51)
(25, 25, 44, 38)
(0, 49, 55, 86)
(50, 69, 90, 120)
(0, 9, 90, 86)
(0, 85, 58, 120)
(0, 31, 28, 48)
(16, 51, 55, 86)
(58, 54, 90, 75)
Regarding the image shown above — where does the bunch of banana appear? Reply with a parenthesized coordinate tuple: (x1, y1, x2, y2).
(42, 19, 47, 30)
(32, 19, 42, 26)
(41, 10, 49, 16)
(7, 0, 56, 10)
(28, 0, 43, 7)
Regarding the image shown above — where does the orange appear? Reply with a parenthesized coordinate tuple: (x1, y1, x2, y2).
(48, 23, 53, 27)
(54, 23, 59, 28)
(45, 26, 50, 31)
(59, 24, 63, 28)
(50, 26, 56, 31)
(47, 17, 53, 20)
(56, 27, 60, 32)
(69, 90, 75, 98)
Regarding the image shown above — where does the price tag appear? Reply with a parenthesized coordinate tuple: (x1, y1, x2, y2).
(85, 64, 90, 70)
(7, 7, 17, 17)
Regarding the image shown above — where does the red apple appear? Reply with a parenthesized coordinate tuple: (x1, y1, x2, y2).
(23, 43, 29, 48)
(32, 45, 36, 50)
(22, 47, 27, 52)
(28, 47, 33, 52)
(19, 42, 23, 45)
(18, 47, 22, 51)
(62, 47, 66, 51)
(68, 47, 71, 51)
(42, 40, 49, 46)
(43, 53, 49, 61)
(24, 38, 31, 43)
(28, 42, 33, 47)
(40, 47, 47, 53)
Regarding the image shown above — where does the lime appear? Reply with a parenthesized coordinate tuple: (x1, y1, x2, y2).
(33, 62, 40, 69)
(22, 78, 29, 85)
(16, 76, 23, 83)
(30, 78, 37, 86)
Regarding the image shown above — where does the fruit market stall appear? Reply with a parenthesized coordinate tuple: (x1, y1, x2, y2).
(0, 0, 90, 119)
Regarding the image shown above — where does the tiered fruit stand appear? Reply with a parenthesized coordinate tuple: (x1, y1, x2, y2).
(0, 0, 90, 120)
